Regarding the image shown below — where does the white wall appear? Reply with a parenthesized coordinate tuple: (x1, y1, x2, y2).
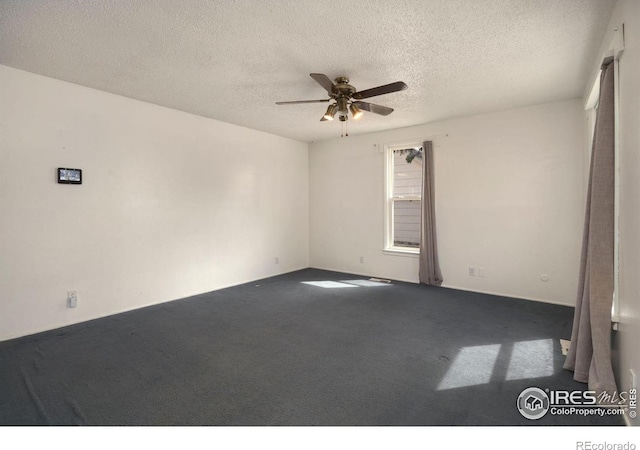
(589, 0, 640, 425)
(0, 65, 309, 341)
(310, 99, 585, 306)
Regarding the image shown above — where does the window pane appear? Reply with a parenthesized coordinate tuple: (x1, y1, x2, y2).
(393, 148, 423, 198)
(393, 199, 420, 248)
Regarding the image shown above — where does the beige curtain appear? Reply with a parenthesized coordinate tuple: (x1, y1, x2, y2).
(419, 141, 443, 286)
(564, 61, 617, 395)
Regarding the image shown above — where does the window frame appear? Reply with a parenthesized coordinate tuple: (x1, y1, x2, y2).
(383, 140, 424, 255)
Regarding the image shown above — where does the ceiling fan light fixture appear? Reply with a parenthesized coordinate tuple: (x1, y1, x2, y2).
(323, 104, 338, 121)
(349, 103, 363, 120)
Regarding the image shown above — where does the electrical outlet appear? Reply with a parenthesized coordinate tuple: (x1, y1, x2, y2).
(468, 267, 475, 276)
(359, 256, 364, 264)
(275, 257, 279, 265)
(478, 268, 486, 277)
(67, 291, 77, 308)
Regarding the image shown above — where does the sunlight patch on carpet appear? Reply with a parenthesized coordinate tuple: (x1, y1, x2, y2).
(341, 280, 392, 287)
(301, 280, 393, 289)
(301, 281, 358, 289)
(437, 344, 501, 390)
(505, 339, 554, 380)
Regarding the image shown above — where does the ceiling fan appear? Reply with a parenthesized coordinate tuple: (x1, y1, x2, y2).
(276, 73, 408, 123)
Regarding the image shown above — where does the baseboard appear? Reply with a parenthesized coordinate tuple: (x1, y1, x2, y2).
(0, 265, 310, 343)
(308, 266, 574, 307)
(3, 266, 573, 342)
(439, 284, 575, 307)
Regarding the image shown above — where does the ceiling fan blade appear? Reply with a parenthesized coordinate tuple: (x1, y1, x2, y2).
(353, 101, 394, 116)
(310, 73, 336, 95)
(352, 81, 408, 100)
(275, 99, 330, 105)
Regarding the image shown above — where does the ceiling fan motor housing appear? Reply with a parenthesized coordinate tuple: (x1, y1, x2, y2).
(333, 77, 357, 113)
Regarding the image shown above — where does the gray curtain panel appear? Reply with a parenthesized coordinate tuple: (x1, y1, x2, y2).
(419, 141, 443, 286)
(564, 61, 617, 395)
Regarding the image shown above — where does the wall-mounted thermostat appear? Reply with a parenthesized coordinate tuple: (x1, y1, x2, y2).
(57, 168, 82, 184)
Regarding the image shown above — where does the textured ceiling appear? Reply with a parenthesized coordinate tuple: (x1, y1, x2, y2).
(0, 0, 616, 142)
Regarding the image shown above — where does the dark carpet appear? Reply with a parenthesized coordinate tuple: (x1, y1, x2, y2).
(0, 268, 624, 425)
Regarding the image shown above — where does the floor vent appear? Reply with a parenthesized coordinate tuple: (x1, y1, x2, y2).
(369, 278, 391, 284)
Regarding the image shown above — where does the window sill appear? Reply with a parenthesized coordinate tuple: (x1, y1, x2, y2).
(383, 248, 420, 257)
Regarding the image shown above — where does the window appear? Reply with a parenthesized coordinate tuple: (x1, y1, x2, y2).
(384, 143, 423, 253)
